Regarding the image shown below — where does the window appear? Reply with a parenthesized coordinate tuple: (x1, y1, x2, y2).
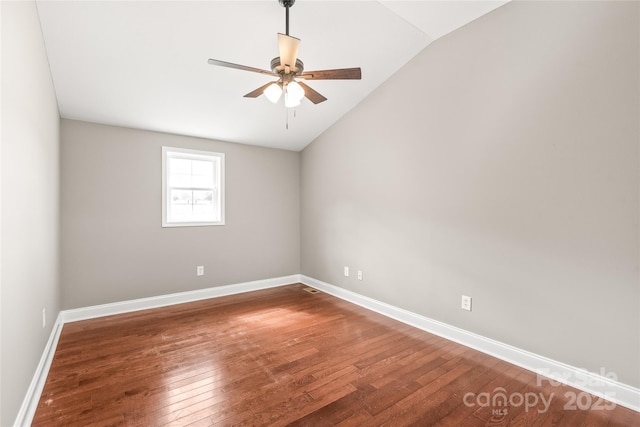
(162, 147, 225, 227)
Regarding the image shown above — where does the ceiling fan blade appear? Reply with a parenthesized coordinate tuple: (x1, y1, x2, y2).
(208, 59, 278, 77)
(300, 68, 362, 80)
(298, 82, 327, 104)
(278, 33, 301, 73)
(244, 81, 276, 98)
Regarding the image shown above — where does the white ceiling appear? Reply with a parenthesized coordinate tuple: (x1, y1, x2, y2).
(36, 0, 508, 151)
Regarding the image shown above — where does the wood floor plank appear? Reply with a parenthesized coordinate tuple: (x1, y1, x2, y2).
(33, 284, 640, 426)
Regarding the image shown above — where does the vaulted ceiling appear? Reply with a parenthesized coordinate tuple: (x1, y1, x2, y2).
(36, 0, 508, 151)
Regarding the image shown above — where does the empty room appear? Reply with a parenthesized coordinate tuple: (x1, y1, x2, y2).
(2, 0, 639, 425)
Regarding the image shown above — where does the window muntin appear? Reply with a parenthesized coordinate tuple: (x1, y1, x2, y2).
(162, 147, 225, 227)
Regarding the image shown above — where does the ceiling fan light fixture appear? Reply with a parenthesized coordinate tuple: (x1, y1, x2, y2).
(208, 0, 361, 108)
(284, 92, 300, 108)
(285, 80, 304, 108)
(264, 82, 282, 103)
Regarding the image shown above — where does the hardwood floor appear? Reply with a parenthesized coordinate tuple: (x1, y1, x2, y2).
(33, 284, 639, 426)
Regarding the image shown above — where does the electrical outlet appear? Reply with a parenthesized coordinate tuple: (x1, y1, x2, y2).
(42, 309, 46, 328)
(461, 295, 472, 311)
(197, 266, 204, 276)
(357, 270, 363, 281)
(344, 266, 349, 277)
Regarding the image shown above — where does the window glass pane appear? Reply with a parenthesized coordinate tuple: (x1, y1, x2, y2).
(170, 158, 191, 175)
(193, 190, 213, 205)
(192, 160, 213, 176)
(171, 189, 192, 205)
(170, 204, 193, 221)
(191, 175, 213, 189)
(193, 204, 215, 219)
(170, 173, 192, 188)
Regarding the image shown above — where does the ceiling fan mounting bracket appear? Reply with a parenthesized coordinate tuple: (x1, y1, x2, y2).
(278, 0, 295, 8)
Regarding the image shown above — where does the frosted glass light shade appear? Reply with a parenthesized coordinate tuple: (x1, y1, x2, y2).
(285, 81, 304, 108)
(288, 81, 304, 101)
(264, 83, 282, 103)
(285, 92, 300, 108)
(284, 93, 300, 108)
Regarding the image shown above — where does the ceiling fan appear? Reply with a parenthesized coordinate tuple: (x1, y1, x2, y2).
(208, 0, 361, 108)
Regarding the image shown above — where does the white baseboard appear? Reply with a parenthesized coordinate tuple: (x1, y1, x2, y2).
(14, 312, 65, 427)
(301, 275, 640, 413)
(61, 274, 301, 323)
(15, 274, 300, 426)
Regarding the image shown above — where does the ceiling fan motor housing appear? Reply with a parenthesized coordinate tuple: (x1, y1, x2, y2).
(271, 57, 304, 74)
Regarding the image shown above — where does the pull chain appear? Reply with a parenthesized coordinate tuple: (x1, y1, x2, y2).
(285, 108, 297, 130)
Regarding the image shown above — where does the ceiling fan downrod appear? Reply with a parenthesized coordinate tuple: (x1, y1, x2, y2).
(278, 0, 295, 36)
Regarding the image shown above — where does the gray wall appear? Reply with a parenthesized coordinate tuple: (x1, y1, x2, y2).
(301, 1, 640, 388)
(61, 120, 300, 309)
(1, 1, 62, 424)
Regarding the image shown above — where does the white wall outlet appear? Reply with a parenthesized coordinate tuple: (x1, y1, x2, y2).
(197, 266, 204, 276)
(42, 309, 46, 328)
(461, 295, 472, 311)
(344, 266, 350, 277)
(357, 270, 363, 281)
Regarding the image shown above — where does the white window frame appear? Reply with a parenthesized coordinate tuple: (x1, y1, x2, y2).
(162, 146, 225, 227)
